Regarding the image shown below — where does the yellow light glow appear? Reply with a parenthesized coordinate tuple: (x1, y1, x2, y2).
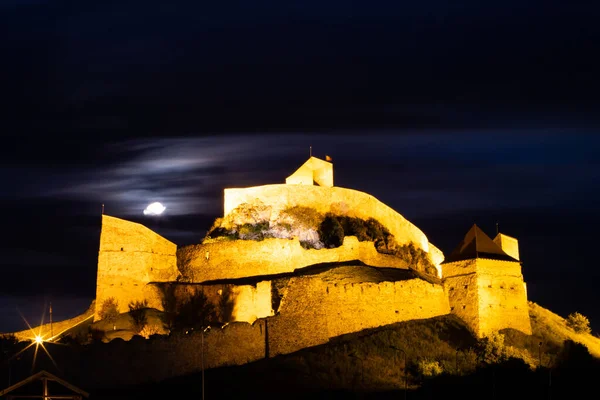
(35, 335, 43, 344)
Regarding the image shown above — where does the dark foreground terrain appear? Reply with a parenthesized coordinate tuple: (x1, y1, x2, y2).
(2, 311, 599, 399)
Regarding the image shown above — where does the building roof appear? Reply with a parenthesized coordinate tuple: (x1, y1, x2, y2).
(285, 156, 333, 187)
(443, 224, 519, 263)
(0, 370, 89, 399)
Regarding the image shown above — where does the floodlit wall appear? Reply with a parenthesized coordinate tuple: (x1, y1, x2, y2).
(475, 259, 531, 336)
(73, 276, 449, 388)
(493, 233, 520, 261)
(188, 236, 409, 282)
(232, 281, 273, 323)
(443, 258, 531, 337)
(95, 215, 179, 321)
(444, 260, 480, 336)
(268, 275, 450, 355)
(223, 184, 436, 256)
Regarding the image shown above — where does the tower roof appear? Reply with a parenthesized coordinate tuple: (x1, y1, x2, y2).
(443, 224, 518, 263)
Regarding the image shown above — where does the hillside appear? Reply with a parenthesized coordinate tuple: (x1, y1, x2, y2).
(86, 302, 600, 400)
(3, 301, 598, 399)
(506, 301, 600, 359)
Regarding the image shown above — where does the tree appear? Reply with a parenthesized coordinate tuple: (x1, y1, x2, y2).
(98, 297, 120, 330)
(128, 300, 149, 333)
(318, 214, 344, 248)
(174, 290, 217, 333)
(477, 332, 508, 364)
(566, 312, 591, 334)
(159, 284, 178, 332)
(217, 286, 234, 323)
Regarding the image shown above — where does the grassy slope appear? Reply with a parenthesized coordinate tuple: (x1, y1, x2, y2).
(527, 301, 600, 357)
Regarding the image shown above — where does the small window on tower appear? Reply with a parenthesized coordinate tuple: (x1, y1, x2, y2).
(462, 305, 466, 310)
(464, 285, 468, 289)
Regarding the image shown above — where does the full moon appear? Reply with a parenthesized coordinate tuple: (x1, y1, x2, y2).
(143, 202, 166, 216)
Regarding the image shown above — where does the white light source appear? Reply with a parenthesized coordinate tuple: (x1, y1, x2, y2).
(143, 202, 166, 216)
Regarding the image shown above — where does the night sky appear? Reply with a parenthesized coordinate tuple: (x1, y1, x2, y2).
(1, 1, 599, 333)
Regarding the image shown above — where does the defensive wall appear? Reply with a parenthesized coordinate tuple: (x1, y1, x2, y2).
(443, 258, 531, 338)
(187, 236, 410, 283)
(70, 276, 449, 388)
(151, 280, 274, 324)
(222, 184, 444, 270)
(95, 215, 179, 321)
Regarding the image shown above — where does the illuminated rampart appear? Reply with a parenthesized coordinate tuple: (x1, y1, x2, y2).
(187, 236, 409, 283)
(223, 184, 444, 272)
(95, 215, 179, 321)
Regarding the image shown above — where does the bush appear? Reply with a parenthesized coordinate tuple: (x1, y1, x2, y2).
(416, 359, 443, 377)
(128, 300, 149, 333)
(319, 214, 345, 248)
(217, 286, 234, 323)
(566, 312, 591, 334)
(159, 284, 178, 332)
(88, 327, 105, 343)
(280, 206, 323, 229)
(238, 222, 270, 240)
(478, 332, 507, 364)
(139, 325, 161, 339)
(393, 243, 438, 277)
(98, 297, 120, 329)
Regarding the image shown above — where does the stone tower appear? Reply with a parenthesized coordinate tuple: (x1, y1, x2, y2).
(442, 224, 532, 338)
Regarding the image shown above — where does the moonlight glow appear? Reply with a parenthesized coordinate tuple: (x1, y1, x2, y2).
(143, 202, 166, 215)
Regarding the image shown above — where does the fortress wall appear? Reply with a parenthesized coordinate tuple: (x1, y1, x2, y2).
(71, 276, 450, 387)
(148, 281, 274, 325)
(444, 273, 480, 337)
(223, 184, 431, 252)
(442, 259, 478, 278)
(232, 280, 273, 323)
(475, 259, 531, 336)
(477, 275, 532, 336)
(475, 258, 524, 278)
(442, 259, 531, 337)
(268, 276, 450, 356)
(95, 215, 179, 320)
(76, 321, 267, 387)
(188, 236, 408, 283)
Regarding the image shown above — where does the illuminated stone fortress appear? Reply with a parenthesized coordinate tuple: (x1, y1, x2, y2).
(94, 156, 531, 355)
